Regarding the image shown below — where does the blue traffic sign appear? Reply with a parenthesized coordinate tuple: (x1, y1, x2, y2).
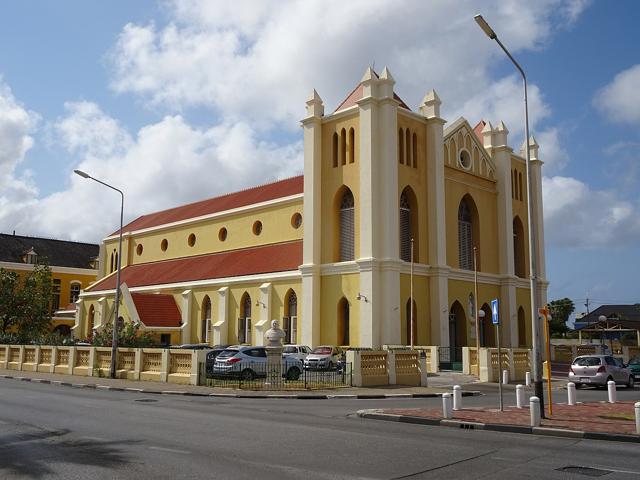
(491, 299, 499, 325)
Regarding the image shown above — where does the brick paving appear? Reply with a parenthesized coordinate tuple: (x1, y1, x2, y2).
(385, 401, 639, 435)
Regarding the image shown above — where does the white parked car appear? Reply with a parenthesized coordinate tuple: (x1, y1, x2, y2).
(282, 345, 312, 362)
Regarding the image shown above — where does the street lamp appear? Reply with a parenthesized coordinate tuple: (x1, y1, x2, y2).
(474, 14, 543, 414)
(74, 169, 124, 379)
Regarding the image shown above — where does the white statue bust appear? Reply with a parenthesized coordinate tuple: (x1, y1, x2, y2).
(264, 319, 285, 347)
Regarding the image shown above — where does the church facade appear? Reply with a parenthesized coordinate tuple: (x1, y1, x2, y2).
(76, 67, 548, 350)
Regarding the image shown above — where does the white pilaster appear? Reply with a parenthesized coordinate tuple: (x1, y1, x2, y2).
(180, 289, 192, 344)
(212, 287, 228, 346)
(73, 298, 84, 339)
(254, 282, 272, 346)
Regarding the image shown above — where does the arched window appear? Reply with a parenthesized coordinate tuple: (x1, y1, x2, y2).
(398, 129, 404, 164)
(405, 129, 411, 167)
(201, 296, 211, 343)
(412, 133, 417, 168)
(110, 252, 114, 273)
(511, 170, 516, 199)
(458, 199, 474, 270)
(69, 282, 81, 303)
(480, 303, 494, 347)
(406, 298, 417, 346)
(513, 216, 526, 278)
(518, 307, 527, 347)
(332, 132, 338, 168)
(518, 172, 523, 201)
(340, 128, 347, 165)
(448, 301, 467, 363)
(348, 128, 355, 164)
(239, 293, 251, 344)
(337, 297, 350, 346)
(400, 190, 412, 262)
(339, 189, 355, 261)
(87, 305, 95, 339)
(114, 251, 119, 272)
(284, 290, 297, 344)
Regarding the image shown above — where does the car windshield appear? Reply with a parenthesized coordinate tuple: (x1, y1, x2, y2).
(217, 349, 239, 359)
(283, 346, 297, 354)
(312, 347, 332, 355)
(573, 356, 601, 366)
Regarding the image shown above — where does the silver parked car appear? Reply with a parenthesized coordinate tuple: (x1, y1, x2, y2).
(568, 355, 634, 388)
(303, 346, 343, 371)
(212, 346, 303, 381)
(282, 345, 312, 362)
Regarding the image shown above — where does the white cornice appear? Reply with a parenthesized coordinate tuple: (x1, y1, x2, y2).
(0, 261, 97, 277)
(322, 105, 359, 123)
(79, 269, 302, 298)
(320, 261, 359, 276)
(103, 193, 304, 242)
(444, 169, 497, 192)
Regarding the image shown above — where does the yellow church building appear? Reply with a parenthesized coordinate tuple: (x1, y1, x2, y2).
(76, 68, 548, 351)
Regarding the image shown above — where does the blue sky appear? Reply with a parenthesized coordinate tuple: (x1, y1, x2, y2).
(0, 1, 638, 316)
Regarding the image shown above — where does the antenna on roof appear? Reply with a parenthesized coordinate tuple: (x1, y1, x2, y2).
(372, 60, 375, 72)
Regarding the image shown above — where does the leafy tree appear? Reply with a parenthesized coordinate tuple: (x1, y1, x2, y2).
(548, 298, 575, 338)
(92, 318, 154, 348)
(0, 269, 21, 334)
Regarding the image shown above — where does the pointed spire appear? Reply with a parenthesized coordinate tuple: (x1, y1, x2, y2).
(493, 120, 509, 147)
(496, 120, 509, 133)
(481, 121, 494, 148)
(520, 135, 539, 159)
(305, 89, 324, 118)
(419, 89, 441, 118)
(361, 66, 376, 83)
(380, 66, 394, 82)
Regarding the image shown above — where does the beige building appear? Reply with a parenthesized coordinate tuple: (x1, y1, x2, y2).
(76, 67, 547, 351)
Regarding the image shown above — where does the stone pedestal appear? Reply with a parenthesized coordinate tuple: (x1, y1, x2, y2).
(264, 320, 285, 389)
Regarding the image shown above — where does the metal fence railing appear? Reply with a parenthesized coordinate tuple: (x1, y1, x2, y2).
(438, 347, 463, 371)
(200, 361, 352, 390)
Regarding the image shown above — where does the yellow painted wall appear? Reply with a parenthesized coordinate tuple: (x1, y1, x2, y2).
(320, 273, 360, 347)
(516, 287, 533, 347)
(448, 279, 501, 346)
(511, 156, 530, 278)
(399, 274, 430, 345)
(321, 113, 361, 264)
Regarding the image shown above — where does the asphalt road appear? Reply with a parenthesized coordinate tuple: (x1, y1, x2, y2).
(1, 379, 639, 479)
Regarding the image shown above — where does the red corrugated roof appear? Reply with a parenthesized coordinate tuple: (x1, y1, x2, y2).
(112, 176, 304, 235)
(131, 292, 182, 328)
(88, 241, 302, 291)
(334, 82, 411, 112)
(473, 120, 486, 142)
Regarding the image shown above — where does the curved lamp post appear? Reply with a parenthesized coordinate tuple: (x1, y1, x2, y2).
(74, 169, 123, 379)
(474, 14, 543, 414)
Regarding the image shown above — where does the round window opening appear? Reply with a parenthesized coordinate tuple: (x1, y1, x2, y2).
(459, 149, 472, 170)
(136, 244, 143, 256)
(161, 239, 168, 251)
(291, 212, 302, 229)
(252, 220, 263, 236)
(188, 233, 196, 247)
(218, 227, 227, 242)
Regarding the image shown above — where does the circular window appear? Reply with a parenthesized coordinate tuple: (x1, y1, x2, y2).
(291, 213, 302, 229)
(188, 233, 196, 247)
(161, 239, 168, 251)
(459, 149, 472, 170)
(218, 227, 227, 242)
(252, 220, 263, 236)
(136, 244, 143, 256)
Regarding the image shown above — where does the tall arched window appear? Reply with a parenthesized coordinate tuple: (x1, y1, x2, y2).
(406, 298, 417, 346)
(339, 189, 355, 261)
(114, 251, 119, 272)
(511, 170, 516, 199)
(110, 252, 114, 273)
(412, 132, 417, 168)
(480, 303, 494, 347)
(518, 307, 527, 347)
(340, 128, 347, 165)
(337, 297, 350, 346)
(348, 128, 355, 164)
(284, 290, 297, 344)
(518, 172, 523, 201)
(87, 305, 95, 339)
(405, 129, 411, 167)
(513, 216, 526, 278)
(400, 191, 412, 262)
(332, 132, 338, 168)
(201, 296, 211, 343)
(239, 293, 251, 344)
(458, 199, 474, 270)
(398, 129, 404, 164)
(448, 301, 466, 363)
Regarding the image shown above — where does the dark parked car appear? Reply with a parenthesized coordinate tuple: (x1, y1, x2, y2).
(205, 345, 230, 377)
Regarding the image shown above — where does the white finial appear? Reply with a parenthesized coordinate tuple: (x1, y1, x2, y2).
(481, 121, 494, 148)
(380, 66, 394, 82)
(419, 89, 441, 118)
(305, 89, 324, 117)
(361, 66, 376, 83)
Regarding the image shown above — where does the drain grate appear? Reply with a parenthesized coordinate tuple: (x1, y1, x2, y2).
(556, 466, 611, 477)
(134, 398, 158, 403)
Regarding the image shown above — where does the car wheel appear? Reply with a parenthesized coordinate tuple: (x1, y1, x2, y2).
(241, 369, 255, 381)
(628, 375, 635, 388)
(574, 383, 582, 389)
(286, 367, 301, 381)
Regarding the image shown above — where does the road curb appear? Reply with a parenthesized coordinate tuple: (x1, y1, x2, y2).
(0, 373, 482, 400)
(356, 410, 640, 443)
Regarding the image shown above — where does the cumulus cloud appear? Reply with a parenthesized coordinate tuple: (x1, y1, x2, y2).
(543, 175, 640, 248)
(536, 128, 570, 173)
(595, 64, 640, 125)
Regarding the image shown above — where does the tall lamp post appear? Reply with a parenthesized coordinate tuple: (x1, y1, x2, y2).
(74, 169, 123, 379)
(474, 15, 544, 414)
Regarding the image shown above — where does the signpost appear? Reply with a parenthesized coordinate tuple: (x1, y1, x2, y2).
(540, 306, 553, 416)
(491, 299, 503, 411)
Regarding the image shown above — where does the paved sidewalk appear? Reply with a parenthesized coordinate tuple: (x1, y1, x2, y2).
(0, 368, 480, 399)
(359, 400, 640, 442)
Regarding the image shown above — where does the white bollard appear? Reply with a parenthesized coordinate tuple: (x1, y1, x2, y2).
(567, 382, 576, 406)
(502, 369, 509, 385)
(530, 396, 541, 427)
(525, 371, 531, 387)
(607, 380, 617, 403)
(516, 384, 525, 408)
(635, 402, 640, 435)
(442, 393, 453, 419)
(453, 385, 462, 411)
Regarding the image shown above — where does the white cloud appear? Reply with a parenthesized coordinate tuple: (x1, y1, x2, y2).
(543, 175, 640, 248)
(595, 64, 640, 125)
(537, 128, 569, 173)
